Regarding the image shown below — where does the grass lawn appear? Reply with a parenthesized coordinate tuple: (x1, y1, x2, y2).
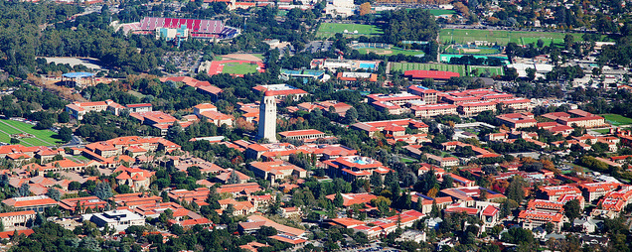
(127, 90, 145, 99)
(602, 114, 632, 126)
(252, 53, 265, 59)
(439, 29, 609, 46)
(401, 157, 418, 163)
(391, 62, 467, 76)
(425, 9, 456, 16)
(591, 128, 611, 134)
(316, 23, 383, 38)
(444, 47, 500, 55)
(468, 65, 504, 76)
(356, 47, 425, 57)
(0, 119, 63, 146)
(222, 62, 259, 75)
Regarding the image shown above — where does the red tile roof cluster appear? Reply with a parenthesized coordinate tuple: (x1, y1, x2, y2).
(518, 210, 564, 222)
(325, 193, 377, 207)
(404, 70, 460, 80)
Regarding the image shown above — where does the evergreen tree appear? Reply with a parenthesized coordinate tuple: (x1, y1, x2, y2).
(441, 174, 454, 189)
(94, 182, 113, 200)
(370, 172, 383, 189)
(334, 192, 344, 208)
(227, 170, 240, 184)
(430, 200, 440, 218)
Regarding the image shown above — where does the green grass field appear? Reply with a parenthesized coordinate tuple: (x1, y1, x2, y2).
(439, 29, 603, 46)
(425, 9, 456, 16)
(591, 128, 611, 134)
(444, 47, 500, 55)
(316, 23, 383, 38)
(391, 62, 467, 76)
(602, 114, 632, 126)
(0, 119, 62, 146)
(222, 62, 259, 75)
(356, 47, 425, 57)
(468, 66, 504, 76)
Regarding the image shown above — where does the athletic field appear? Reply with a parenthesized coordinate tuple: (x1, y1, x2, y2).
(0, 119, 62, 146)
(356, 47, 425, 57)
(426, 9, 457, 16)
(391, 62, 467, 76)
(444, 46, 500, 55)
(317, 23, 383, 38)
(602, 114, 632, 126)
(208, 59, 265, 77)
(439, 29, 595, 46)
(468, 66, 504, 76)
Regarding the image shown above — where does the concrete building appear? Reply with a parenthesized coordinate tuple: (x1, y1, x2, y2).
(407, 86, 439, 104)
(257, 91, 277, 143)
(278, 129, 326, 140)
(411, 104, 458, 118)
(249, 161, 307, 185)
(83, 210, 145, 231)
(496, 113, 538, 129)
(2, 196, 58, 212)
(0, 211, 36, 230)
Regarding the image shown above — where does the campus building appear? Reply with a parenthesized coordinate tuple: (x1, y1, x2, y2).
(324, 155, 391, 182)
(407, 86, 439, 104)
(411, 104, 458, 118)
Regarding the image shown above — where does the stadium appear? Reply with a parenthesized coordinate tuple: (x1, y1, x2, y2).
(121, 17, 240, 40)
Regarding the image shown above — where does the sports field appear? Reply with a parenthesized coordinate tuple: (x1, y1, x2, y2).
(391, 62, 467, 76)
(357, 47, 425, 57)
(444, 47, 500, 55)
(0, 119, 62, 146)
(316, 23, 383, 38)
(468, 66, 504, 76)
(425, 9, 457, 16)
(222, 62, 259, 75)
(602, 114, 632, 126)
(439, 29, 591, 46)
(208, 59, 265, 77)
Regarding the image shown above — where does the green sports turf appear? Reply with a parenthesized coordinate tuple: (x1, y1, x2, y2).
(391, 62, 467, 76)
(444, 47, 500, 55)
(602, 114, 632, 126)
(356, 47, 425, 56)
(468, 66, 504, 76)
(439, 29, 608, 46)
(222, 62, 259, 75)
(425, 9, 456, 16)
(316, 23, 383, 38)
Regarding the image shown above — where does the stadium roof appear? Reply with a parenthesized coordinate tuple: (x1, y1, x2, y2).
(62, 72, 95, 78)
(404, 70, 460, 80)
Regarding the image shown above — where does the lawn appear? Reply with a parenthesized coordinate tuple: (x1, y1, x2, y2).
(425, 9, 456, 16)
(602, 114, 632, 126)
(591, 128, 611, 134)
(0, 119, 63, 146)
(316, 23, 383, 38)
(356, 47, 425, 57)
(439, 29, 608, 46)
(127, 90, 145, 99)
(444, 47, 500, 55)
(401, 157, 418, 163)
(222, 62, 259, 75)
(391, 62, 467, 76)
(468, 65, 504, 76)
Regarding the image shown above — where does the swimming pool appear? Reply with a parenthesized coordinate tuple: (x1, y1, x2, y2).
(359, 63, 376, 69)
